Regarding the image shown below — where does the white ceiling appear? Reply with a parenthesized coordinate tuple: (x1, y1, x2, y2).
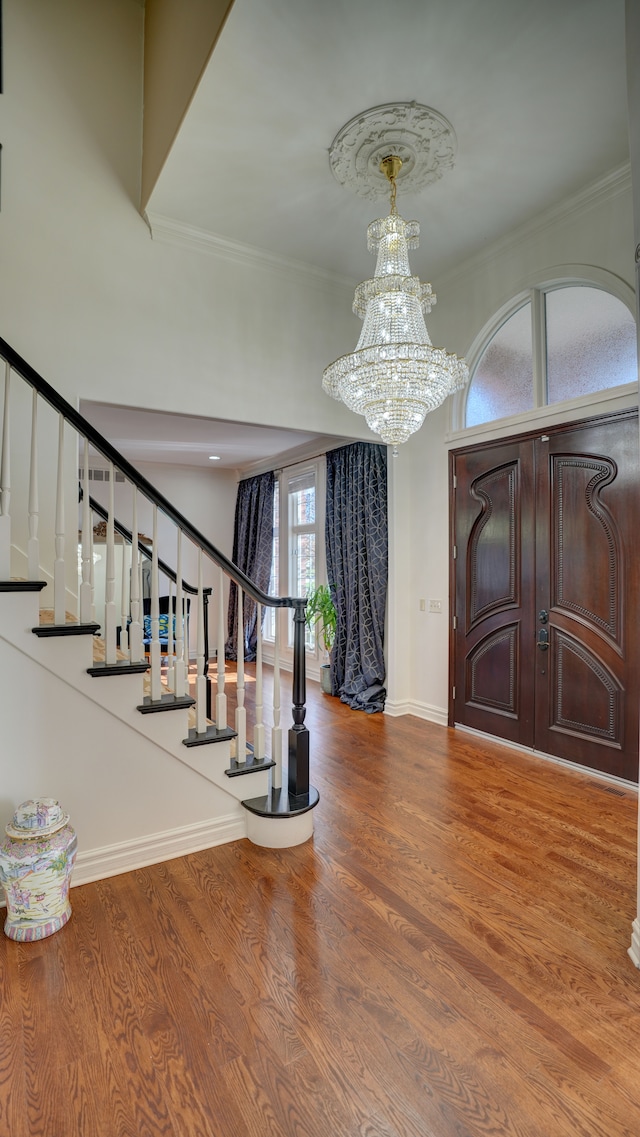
(80, 401, 338, 471)
(107, 0, 631, 469)
(147, 0, 630, 283)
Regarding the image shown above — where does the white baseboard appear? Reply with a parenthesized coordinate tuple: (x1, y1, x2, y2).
(71, 813, 246, 888)
(384, 699, 448, 726)
(455, 723, 639, 791)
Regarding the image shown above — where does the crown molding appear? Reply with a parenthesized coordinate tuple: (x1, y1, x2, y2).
(438, 163, 632, 290)
(236, 434, 355, 479)
(144, 211, 356, 292)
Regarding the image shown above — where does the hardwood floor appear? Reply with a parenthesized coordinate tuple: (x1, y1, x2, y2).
(1, 673, 639, 1136)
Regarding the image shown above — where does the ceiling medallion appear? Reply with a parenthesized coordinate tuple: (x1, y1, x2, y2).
(328, 101, 457, 202)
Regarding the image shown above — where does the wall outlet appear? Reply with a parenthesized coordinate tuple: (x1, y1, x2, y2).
(428, 599, 443, 613)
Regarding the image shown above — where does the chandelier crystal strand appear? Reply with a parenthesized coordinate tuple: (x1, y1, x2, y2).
(323, 154, 468, 447)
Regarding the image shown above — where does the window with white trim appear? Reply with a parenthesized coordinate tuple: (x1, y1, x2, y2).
(465, 284, 637, 429)
(263, 460, 324, 653)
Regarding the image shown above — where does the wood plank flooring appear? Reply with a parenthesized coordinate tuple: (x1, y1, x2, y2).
(1, 673, 639, 1136)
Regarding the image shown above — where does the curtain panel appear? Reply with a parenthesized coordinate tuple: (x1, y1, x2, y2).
(225, 470, 275, 661)
(326, 442, 388, 713)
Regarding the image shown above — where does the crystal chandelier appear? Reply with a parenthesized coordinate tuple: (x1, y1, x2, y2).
(323, 154, 468, 448)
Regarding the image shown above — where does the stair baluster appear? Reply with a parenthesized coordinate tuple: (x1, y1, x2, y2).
(120, 538, 130, 659)
(89, 505, 96, 622)
(79, 439, 92, 623)
(253, 604, 265, 760)
(27, 389, 39, 581)
(272, 614, 282, 791)
(216, 563, 227, 729)
(104, 461, 117, 665)
(129, 487, 142, 663)
(149, 504, 162, 700)
(54, 414, 66, 624)
(174, 528, 186, 698)
(0, 361, 10, 579)
(236, 587, 246, 764)
(166, 578, 175, 691)
(195, 548, 207, 734)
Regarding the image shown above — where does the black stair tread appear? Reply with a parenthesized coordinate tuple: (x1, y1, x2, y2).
(182, 725, 237, 748)
(137, 693, 196, 714)
(32, 622, 101, 637)
(0, 580, 47, 592)
(87, 661, 150, 677)
(226, 754, 276, 777)
(242, 785, 320, 818)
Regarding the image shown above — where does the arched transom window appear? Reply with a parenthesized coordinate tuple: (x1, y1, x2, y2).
(465, 283, 637, 429)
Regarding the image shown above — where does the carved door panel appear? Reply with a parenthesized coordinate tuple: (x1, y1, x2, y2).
(534, 417, 640, 779)
(452, 413, 639, 782)
(453, 438, 536, 747)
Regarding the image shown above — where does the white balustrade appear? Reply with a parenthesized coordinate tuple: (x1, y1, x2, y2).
(0, 349, 310, 807)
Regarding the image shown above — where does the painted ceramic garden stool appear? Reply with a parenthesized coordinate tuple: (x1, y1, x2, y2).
(0, 798, 77, 941)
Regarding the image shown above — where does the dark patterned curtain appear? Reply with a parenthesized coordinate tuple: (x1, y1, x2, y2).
(326, 442, 388, 713)
(226, 471, 275, 662)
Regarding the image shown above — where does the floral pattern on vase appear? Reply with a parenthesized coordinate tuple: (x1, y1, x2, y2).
(0, 799, 77, 941)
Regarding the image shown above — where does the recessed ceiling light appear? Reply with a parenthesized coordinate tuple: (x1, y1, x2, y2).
(208, 455, 221, 461)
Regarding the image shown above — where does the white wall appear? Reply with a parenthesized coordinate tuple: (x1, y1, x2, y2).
(1, 0, 365, 441)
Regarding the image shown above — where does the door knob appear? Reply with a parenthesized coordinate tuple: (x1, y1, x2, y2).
(537, 628, 549, 650)
(539, 609, 548, 624)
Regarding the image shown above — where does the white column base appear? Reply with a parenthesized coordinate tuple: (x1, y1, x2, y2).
(245, 810, 314, 848)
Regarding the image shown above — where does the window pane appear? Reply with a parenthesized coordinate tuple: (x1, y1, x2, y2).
(293, 532, 315, 598)
(264, 484, 279, 640)
(466, 303, 534, 427)
(292, 531, 316, 648)
(546, 287, 637, 405)
(290, 485, 315, 526)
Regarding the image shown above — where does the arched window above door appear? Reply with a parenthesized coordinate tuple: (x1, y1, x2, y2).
(463, 281, 637, 430)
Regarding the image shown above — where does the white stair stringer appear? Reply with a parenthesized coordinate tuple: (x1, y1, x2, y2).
(0, 590, 273, 884)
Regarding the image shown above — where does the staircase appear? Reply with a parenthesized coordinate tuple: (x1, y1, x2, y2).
(0, 337, 318, 887)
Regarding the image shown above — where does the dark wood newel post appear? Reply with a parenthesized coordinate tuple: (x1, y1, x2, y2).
(289, 599, 310, 798)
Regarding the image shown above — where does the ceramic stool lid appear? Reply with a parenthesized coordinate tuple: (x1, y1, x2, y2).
(5, 798, 70, 840)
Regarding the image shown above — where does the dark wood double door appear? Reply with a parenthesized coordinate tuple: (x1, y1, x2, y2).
(451, 411, 640, 782)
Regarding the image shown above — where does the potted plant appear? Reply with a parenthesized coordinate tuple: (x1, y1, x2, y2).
(305, 584, 337, 694)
